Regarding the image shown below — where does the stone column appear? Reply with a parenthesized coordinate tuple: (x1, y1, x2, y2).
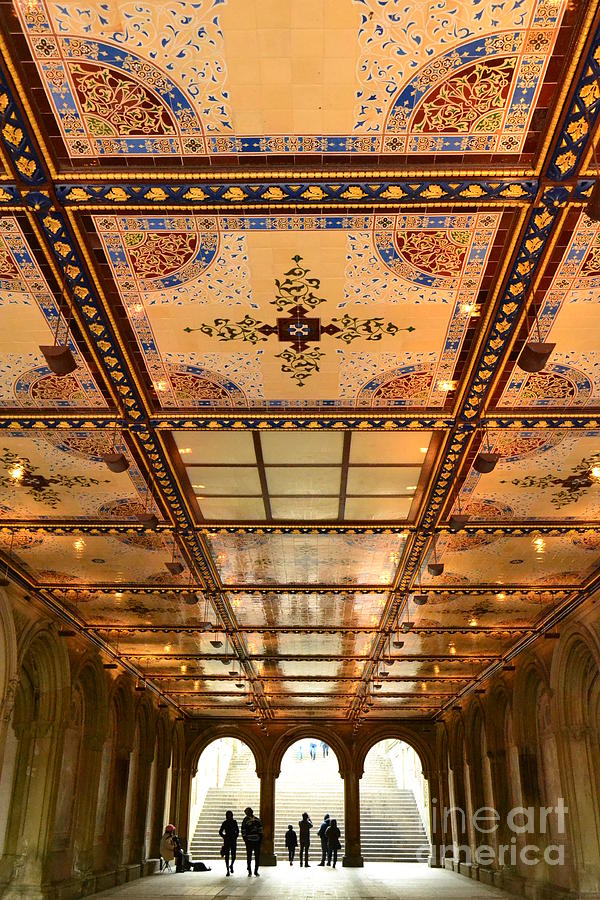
(71, 735, 105, 881)
(106, 750, 130, 871)
(342, 768, 363, 867)
(428, 788, 444, 867)
(176, 764, 192, 850)
(259, 770, 277, 866)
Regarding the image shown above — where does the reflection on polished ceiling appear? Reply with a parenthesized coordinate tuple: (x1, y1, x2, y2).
(1, 0, 600, 726)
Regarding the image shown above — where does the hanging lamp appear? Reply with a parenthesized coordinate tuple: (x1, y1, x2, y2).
(39, 284, 77, 375)
(517, 302, 554, 373)
(473, 424, 500, 474)
(102, 423, 130, 473)
(427, 535, 444, 576)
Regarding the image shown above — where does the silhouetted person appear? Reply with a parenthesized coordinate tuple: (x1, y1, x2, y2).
(160, 825, 176, 871)
(161, 824, 184, 872)
(219, 809, 239, 876)
(310, 740, 317, 760)
(317, 813, 330, 865)
(325, 818, 341, 868)
(285, 824, 298, 865)
(241, 806, 263, 877)
(298, 811, 312, 866)
(321, 741, 329, 757)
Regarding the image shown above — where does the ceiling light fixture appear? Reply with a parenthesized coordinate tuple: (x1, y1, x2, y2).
(516, 300, 554, 374)
(102, 423, 129, 473)
(427, 535, 444, 577)
(437, 379, 456, 392)
(39, 282, 77, 376)
(473, 424, 500, 474)
(165, 535, 184, 575)
(9, 464, 24, 482)
(591, 465, 600, 481)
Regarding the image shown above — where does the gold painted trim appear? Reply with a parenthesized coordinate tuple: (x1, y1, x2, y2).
(65, 209, 151, 417)
(453, 206, 528, 415)
(25, 210, 120, 407)
(55, 167, 538, 183)
(536, 0, 599, 174)
(481, 202, 571, 412)
(66, 200, 531, 213)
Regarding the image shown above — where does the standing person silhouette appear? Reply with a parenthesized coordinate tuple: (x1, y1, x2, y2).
(298, 811, 313, 867)
(285, 824, 298, 865)
(218, 809, 239, 876)
(325, 818, 341, 868)
(241, 806, 263, 877)
(317, 813, 330, 865)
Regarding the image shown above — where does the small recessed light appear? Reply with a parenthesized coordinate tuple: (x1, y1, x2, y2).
(179, 447, 192, 455)
(193, 484, 206, 489)
(73, 538, 86, 553)
(437, 379, 456, 392)
(496, 592, 506, 600)
(591, 466, 600, 481)
(420, 446, 428, 453)
(407, 485, 417, 491)
(9, 464, 24, 482)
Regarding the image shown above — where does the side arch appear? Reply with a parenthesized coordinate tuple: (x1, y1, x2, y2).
(353, 725, 434, 780)
(185, 724, 266, 779)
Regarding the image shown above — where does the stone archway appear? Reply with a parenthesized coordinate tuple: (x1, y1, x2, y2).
(0, 621, 70, 899)
(187, 734, 261, 859)
(357, 733, 432, 864)
(551, 624, 600, 894)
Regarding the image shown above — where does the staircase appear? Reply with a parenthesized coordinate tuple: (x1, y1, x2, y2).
(189, 742, 430, 863)
(360, 752, 430, 862)
(189, 744, 259, 860)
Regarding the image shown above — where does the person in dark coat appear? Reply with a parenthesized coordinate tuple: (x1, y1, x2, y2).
(317, 813, 330, 865)
(325, 818, 341, 868)
(285, 824, 298, 865)
(241, 806, 263, 877)
(298, 811, 312, 867)
(219, 809, 239, 876)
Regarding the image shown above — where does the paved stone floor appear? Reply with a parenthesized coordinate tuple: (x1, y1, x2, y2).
(94, 862, 517, 898)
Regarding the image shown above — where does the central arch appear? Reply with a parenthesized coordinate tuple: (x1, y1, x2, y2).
(273, 731, 345, 867)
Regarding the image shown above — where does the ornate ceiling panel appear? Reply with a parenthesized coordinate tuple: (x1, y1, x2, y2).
(1, 0, 600, 725)
(87, 213, 511, 409)
(459, 429, 600, 521)
(13, 0, 576, 169)
(206, 532, 407, 585)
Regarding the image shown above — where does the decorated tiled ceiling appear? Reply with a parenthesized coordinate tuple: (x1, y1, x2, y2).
(0, 0, 600, 724)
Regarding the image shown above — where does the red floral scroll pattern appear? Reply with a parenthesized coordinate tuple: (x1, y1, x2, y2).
(70, 62, 174, 136)
(394, 230, 468, 277)
(412, 57, 516, 134)
(127, 232, 198, 279)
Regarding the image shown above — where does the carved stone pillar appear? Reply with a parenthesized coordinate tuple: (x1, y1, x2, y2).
(259, 769, 277, 866)
(428, 789, 443, 867)
(342, 768, 363, 867)
(176, 765, 192, 850)
(106, 751, 130, 866)
(71, 735, 104, 879)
